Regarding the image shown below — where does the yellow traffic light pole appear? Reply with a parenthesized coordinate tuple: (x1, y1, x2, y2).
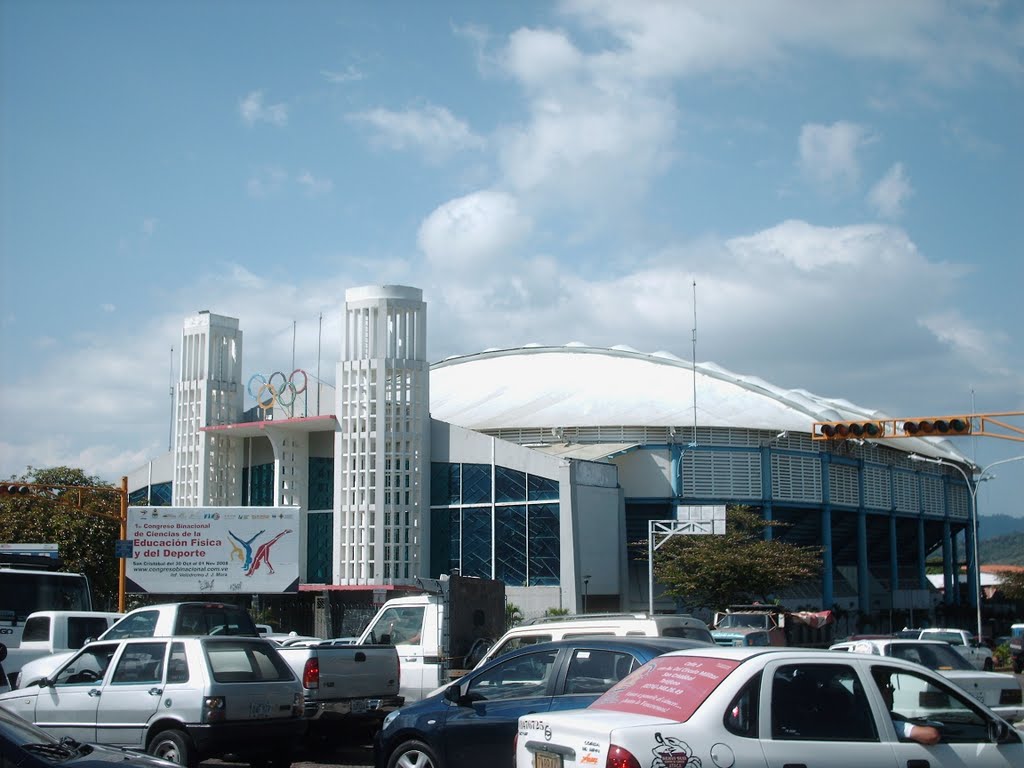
(812, 411, 1024, 442)
(0, 476, 129, 611)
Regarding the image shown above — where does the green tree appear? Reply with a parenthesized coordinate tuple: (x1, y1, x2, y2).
(995, 569, 1024, 600)
(0, 466, 121, 609)
(652, 506, 822, 612)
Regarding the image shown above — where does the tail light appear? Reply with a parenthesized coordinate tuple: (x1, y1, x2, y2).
(202, 696, 226, 724)
(303, 658, 319, 689)
(999, 687, 1022, 705)
(606, 744, 641, 768)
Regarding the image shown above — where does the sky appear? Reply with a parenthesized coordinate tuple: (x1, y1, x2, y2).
(2, 1, 1022, 522)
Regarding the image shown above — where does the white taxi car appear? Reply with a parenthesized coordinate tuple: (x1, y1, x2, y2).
(515, 647, 1023, 768)
(831, 638, 1024, 723)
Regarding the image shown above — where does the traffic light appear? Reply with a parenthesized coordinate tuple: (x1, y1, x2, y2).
(816, 420, 886, 439)
(901, 417, 972, 437)
(0, 484, 31, 496)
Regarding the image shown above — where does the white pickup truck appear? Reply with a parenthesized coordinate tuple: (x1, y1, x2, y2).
(2, 610, 121, 687)
(918, 627, 994, 670)
(15, 601, 256, 688)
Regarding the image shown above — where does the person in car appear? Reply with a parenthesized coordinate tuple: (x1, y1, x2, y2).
(873, 671, 941, 745)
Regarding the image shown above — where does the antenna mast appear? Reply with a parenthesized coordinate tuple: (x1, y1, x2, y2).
(691, 280, 698, 446)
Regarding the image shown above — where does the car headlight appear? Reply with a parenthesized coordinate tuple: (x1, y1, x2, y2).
(382, 709, 401, 732)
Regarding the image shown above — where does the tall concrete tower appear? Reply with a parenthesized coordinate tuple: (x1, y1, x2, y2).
(334, 286, 429, 584)
(173, 311, 244, 506)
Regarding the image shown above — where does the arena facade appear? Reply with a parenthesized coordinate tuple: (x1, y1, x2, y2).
(128, 284, 979, 631)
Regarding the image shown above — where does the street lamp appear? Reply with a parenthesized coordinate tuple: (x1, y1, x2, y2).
(910, 453, 1024, 642)
(583, 574, 591, 613)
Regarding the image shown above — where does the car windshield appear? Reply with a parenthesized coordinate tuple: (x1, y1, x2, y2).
(591, 655, 739, 722)
(718, 614, 769, 629)
(889, 643, 973, 671)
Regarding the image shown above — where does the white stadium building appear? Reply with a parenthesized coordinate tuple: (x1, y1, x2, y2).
(128, 285, 981, 634)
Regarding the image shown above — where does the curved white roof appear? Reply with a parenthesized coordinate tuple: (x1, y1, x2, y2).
(429, 345, 968, 462)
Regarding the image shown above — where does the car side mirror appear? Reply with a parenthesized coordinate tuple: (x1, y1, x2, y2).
(988, 719, 1014, 744)
(379, 633, 392, 646)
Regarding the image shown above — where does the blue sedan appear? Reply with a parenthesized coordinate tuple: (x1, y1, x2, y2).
(374, 636, 712, 768)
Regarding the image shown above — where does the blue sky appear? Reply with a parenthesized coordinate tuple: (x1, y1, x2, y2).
(2, 1, 1022, 521)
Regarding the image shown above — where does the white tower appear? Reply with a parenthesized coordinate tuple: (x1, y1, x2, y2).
(173, 311, 244, 506)
(334, 286, 429, 584)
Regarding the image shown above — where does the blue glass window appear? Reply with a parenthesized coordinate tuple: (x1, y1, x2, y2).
(308, 457, 333, 511)
(495, 505, 527, 586)
(306, 512, 333, 583)
(129, 482, 173, 506)
(430, 508, 454, 579)
(495, 467, 527, 503)
(461, 507, 492, 579)
(527, 474, 559, 501)
(528, 503, 560, 585)
(431, 463, 460, 505)
(462, 464, 491, 505)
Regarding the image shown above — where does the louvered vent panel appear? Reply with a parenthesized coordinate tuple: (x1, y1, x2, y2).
(863, 466, 891, 510)
(680, 451, 761, 499)
(920, 475, 944, 515)
(771, 455, 822, 502)
(829, 463, 859, 507)
(947, 483, 969, 519)
(893, 472, 919, 513)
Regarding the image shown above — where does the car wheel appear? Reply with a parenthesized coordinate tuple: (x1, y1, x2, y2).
(148, 729, 197, 768)
(387, 739, 442, 768)
(983, 657, 993, 671)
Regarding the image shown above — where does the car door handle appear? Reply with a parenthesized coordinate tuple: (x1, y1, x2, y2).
(782, 764, 806, 768)
(148, 687, 163, 696)
(87, 689, 101, 697)
(906, 761, 929, 768)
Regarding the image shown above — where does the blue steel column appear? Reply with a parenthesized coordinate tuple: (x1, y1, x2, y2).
(889, 516, 899, 618)
(950, 528, 960, 606)
(857, 510, 869, 615)
(821, 507, 833, 609)
(942, 520, 953, 605)
(917, 517, 927, 590)
(820, 452, 833, 608)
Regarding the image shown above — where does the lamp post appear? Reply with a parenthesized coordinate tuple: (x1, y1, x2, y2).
(583, 574, 591, 613)
(910, 453, 1024, 642)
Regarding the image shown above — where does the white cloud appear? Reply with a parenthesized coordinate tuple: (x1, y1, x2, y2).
(869, 162, 914, 218)
(417, 190, 532, 272)
(297, 171, 334, 197)
(321, 66, 365, 83)
(798, 121, 874, 191)
(141, 218, 158, 237)
(239, 91, 288, 127)
(349, 105, 484, 160)
(100, 303, 116, 313)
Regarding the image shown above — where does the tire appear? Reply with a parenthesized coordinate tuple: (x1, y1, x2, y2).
(387, 739, 442, 768)
(1013, 656, 1023, 675)
(148, 729, 197, 768)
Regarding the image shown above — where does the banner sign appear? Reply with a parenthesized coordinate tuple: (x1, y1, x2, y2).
(126, 506, 300, 594)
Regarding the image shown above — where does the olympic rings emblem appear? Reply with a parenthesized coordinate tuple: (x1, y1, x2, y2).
(247, 369, 308, 415)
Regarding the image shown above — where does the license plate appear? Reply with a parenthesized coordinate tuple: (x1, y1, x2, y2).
(249, 701, 273, 719)
(534, 751, 561, 768)
(350, 699, 367, 714)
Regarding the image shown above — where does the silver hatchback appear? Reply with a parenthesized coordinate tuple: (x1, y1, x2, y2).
(0, 636, 305, 768)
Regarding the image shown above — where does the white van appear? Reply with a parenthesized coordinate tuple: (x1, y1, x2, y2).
(476, 612, 713, 668)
